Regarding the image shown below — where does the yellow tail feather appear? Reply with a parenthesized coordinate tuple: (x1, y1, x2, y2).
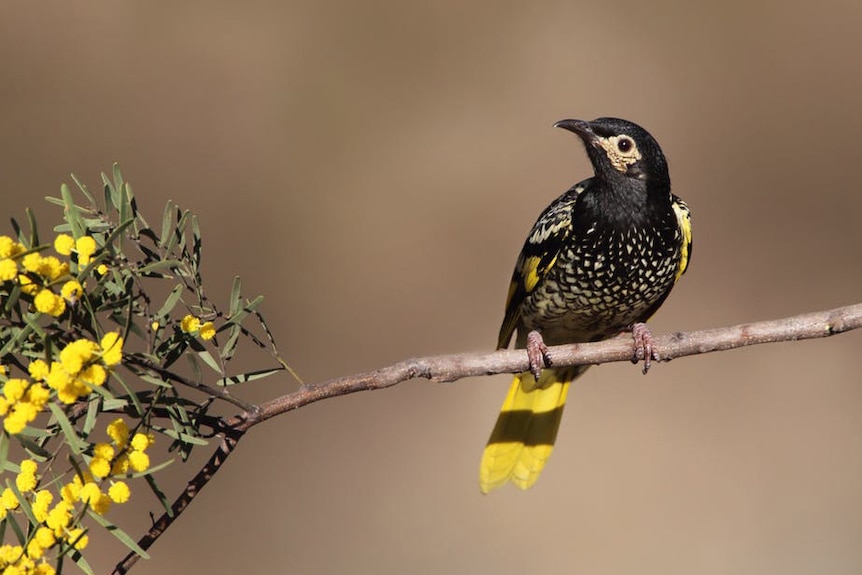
(479, 367, 584, 493)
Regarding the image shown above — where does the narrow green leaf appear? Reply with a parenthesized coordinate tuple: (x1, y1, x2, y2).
(0, 433, 8, 475)
(71, 172, 97, 205)
(3, 506, 26, 544)
(60, 182, 86, 238)
(145, 473, 173, 517)
(229, 276, 242, 316)
(65, 543, 96, 575)
(139, 259, 183, 275)
(8, 481, 38, 527)
(164, 209, 190, 256)
(223, 295, 265, 328)
(122, 457, 176, 477)
(152, 425, 209, 446)
(25, 207, 40, 247)
(47, 403, 87, 454)
(109, 372, 144, 416)
(87, 509, 151, 559)
(217, 367, 285, 386)
(190, 340, 222, 374)
(156, 284, 184, 319)
(15, 435, 52, 459)
(219, 324, 241, 361)
(160, 200, 174, 249)
(118, 180, 130, 229)
(191, 214, 202, 271)
(112, 163, 125, 193)
(81, 398, 101, 438)
(101, 217, 136, 253)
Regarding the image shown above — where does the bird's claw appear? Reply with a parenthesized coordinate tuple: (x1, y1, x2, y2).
(630, 322, 659, 374)
(526, 330, 550, 380)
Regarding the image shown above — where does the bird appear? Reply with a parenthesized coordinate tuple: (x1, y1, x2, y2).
(479, 117, 692, 493)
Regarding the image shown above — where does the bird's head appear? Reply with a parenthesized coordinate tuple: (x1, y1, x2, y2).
(554, 117, 670, 192)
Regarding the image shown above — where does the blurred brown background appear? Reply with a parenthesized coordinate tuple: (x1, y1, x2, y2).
(3, 1, 862, 573)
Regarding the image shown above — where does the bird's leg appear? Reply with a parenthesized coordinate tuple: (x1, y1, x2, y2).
(526, 330, 550, 381)
(630, 322, 659, 374)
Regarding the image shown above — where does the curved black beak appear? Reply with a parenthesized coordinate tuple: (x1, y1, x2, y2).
(553, 119, 597, 143)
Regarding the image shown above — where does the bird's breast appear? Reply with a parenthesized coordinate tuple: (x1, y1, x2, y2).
(521, 221, 682, 345)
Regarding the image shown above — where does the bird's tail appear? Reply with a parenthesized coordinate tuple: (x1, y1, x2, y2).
(479, 366, 588, 493)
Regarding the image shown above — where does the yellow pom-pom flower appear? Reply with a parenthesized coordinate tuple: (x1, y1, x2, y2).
(89, 457, 111, 479)
(67, 527, 89, 550)
(60, 280, 83, 302)
(15, 460, 38, 493)
(18, 273, 38, 295)
(45, 500, 72, 532)
(21, 253, 44, 274)
(0, 236, 24, 259)
(108, 481, 131, 504)
(75, 236, 97, 265)
(180, 314, 201, 333)
(31, 490, 53, 522)
(3, 379, 27, 402)
(130, 432, 153, 452)
(0, 258, 17, 281)
(100, 332, 123, 366)
(80, 363, 107, 386)
(1, 488, 19, 511)
(60, 481, 81, 504)
(128, 450, 150, 473)
(54, 234, 75, 256)
(107, 418, 130, 447)
(199, 321, 216, 340)
(59, 339, 98, 375)
(35, 526, 55, 548)
(28, 360, 49, 381)
(33, 289, 66, 316)
(111, 454, 130, 475)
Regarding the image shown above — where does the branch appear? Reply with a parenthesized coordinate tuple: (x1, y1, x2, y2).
(241, 302, 862, 429)
(113, 302, 862, 573)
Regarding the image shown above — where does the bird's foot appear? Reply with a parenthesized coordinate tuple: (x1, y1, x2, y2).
(630, 322, 659, 374)
(526, 330, 550, 381)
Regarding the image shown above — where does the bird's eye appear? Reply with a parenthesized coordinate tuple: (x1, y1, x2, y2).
(617, 137, 633, 153)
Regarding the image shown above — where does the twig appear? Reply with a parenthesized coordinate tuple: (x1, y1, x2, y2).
(112, 302, 862, 574)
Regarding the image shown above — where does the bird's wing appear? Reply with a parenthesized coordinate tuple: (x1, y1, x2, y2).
(671, 194, 693, 282)
(496, 182, 588, 349)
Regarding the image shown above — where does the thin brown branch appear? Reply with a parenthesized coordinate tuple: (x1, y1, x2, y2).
(112, 302, 862, 574)
(239, 302, 862, 430)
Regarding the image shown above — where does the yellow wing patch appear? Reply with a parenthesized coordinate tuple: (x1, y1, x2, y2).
(522, 255, 558, 293)
(671, 196, 692, 282)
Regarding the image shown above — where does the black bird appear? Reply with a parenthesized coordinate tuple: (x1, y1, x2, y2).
(480, 117, 692, 493)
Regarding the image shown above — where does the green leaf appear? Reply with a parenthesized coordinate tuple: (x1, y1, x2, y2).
(87, 509, 151, 559)
(8, 481, 38, 527)
(223, 295, 265, 328)
(145, 473, 174, 517)
(229, 276, 242, 316)
(26, 207, 40, 247)
(47, 403, 87, 454)
(217, 367, 284, 387)
(193, 346, 221, 374)
(164, 209, 190, 256)
(60, 182, 86, 238)
(15, 434, 52, 460)
(101, 217, 136, 253)
(68, 548, 96, 575)
(156, 284, 184, 320)
(0, 432, 8, 475)
(160, 200, 174, 249)
(71, 172, 97, 205)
